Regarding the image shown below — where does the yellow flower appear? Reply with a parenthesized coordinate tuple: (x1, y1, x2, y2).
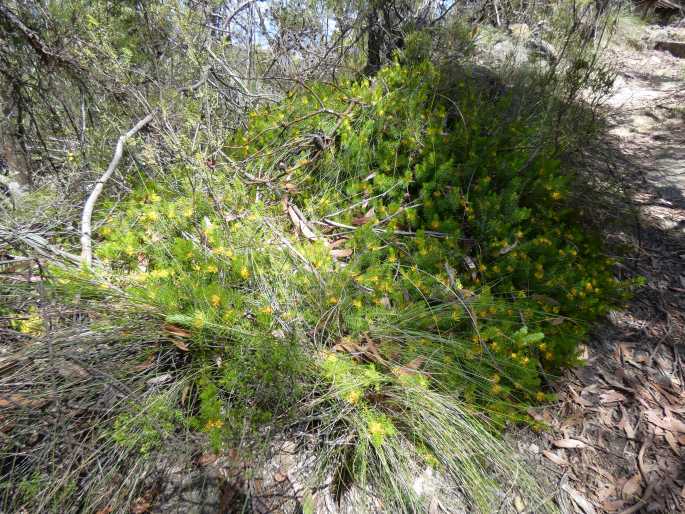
(16, 307, 43, 335)
(214, 246, 233, 258)
(148, 192, 161, 203)
(183, 207, 194, 218)
(205, 419, 224, 430)
(352, 298, 362, 309)
(192, 311, 206, 329)
(368, 421, 386, 438)
(100, 226, 112, 236)
(345, 390, 361, 404)
(125, 245, 135, 256)
(260, 306, 273, 315)
(328, 296, 338, 305)
(143, 211, 159, 223)
(205, 264, 218, 273)
(210, 294, 221, 308)
(132, 272, 148, 283)
(536, 391, 546, 402)
(240, 266, 250, 279)
(551, 191, 562, 200)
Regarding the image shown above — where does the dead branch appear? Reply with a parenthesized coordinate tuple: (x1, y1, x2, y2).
(80, 112, 154, 267)
(0, 4, 80, 71)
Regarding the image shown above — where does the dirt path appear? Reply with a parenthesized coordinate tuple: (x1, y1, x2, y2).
(519, 24, 685, 514)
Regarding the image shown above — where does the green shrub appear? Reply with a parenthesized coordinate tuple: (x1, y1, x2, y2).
(53, 59, 631, 511)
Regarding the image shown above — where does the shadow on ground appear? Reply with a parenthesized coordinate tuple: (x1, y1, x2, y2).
(514, 69, 685, 511)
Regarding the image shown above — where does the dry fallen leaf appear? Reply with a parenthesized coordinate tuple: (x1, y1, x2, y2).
(273, 469, 288, 483)
(0, 394, 49, 409)
(561, 483, 597, 514)
(286, 202, 318, 240)
(392, 357, 426, 377)
(617, 406, 637, 440)
(163, 323, 191, 338)
(352, 207, 375, 226)
(333, 337, 363, 355)
(664, 430, 680, 454)
(569, 386, 593, 407)
(328, 238, 348, 249)
(331, 248, 353, 259)
(499, 241, 518, 255)
(171, 339, 189, 352)
(134, 353, 157, 371)
(599, 390, 626, 404)
(130, 497, 151, 514)
(553, 438, 588, 449)
(622, 473, 642, 500)
(600, 499, 626, 512)
(513, 495, 525, 512)
(147, 374, 172, 386)
(197, 453, 218, 466)
(645, 409, 685, 433)
(542, 450, 569, 466)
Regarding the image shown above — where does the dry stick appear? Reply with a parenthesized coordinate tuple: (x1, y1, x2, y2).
(80, 112, 155, 267)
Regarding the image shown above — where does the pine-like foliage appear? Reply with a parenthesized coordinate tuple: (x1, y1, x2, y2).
(41, 60, 631, 512)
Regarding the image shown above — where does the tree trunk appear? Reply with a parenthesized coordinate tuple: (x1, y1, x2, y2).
(363, 8, 382, 76)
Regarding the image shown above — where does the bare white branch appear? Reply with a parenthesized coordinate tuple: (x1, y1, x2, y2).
(80, 112, 154, 267)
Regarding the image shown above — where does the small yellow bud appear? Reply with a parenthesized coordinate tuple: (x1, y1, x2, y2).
(345, 390, 361, 404)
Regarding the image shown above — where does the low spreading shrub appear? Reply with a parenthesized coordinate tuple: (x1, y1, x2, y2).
(43, 59, 631, 511)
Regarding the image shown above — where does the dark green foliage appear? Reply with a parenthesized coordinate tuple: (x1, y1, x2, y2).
(77, 60, 632, 446)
